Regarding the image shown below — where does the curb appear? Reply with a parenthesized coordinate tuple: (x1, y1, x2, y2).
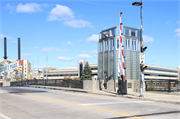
(27, 85, 180, 105)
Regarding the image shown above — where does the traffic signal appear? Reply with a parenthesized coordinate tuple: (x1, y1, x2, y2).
(141, 65, 147, 71)
(141, 46, 147, 52)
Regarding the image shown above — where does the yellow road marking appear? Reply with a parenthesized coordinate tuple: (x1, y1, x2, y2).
(25, 94, 144, 119)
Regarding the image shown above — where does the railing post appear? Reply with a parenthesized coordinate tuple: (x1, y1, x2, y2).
(55, 79, 57, 86)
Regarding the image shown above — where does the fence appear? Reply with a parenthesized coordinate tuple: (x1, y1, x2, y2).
(145, 80, 180, 92)
(10, 79, 83, 89)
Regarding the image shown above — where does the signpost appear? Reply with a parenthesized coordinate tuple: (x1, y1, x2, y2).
(140, 53, 145, 64)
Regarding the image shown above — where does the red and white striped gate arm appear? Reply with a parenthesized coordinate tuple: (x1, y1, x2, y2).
(118, 10, 125, 82)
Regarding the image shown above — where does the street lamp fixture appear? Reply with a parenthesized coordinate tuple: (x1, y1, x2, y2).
(132, 2, 142, 6)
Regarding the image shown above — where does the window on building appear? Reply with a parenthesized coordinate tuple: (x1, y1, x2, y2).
(137, 30, 140, 37)
(134, 40, 137, 50)
(113, 39, 114, 50)
(99, 42, 103, 52)
(110, 40, 112, 50)
(126, 39, 130, 50)
(125, 29, 129, 35)
(117, 39, 119, 49)
(132, 40, 137, 51)
(132, 40, 134, 50)
(131, 30, 136, 36)
(110, 39, 114, 50)
(99, 43, 101, 52)
(105, 41, 107, 51)
(107, 40, 108, 51)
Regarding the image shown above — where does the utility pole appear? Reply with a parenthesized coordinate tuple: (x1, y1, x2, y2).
(46, 52, 48, 80)
(32, 59, 34, 79)
(139, 0, 144, 97)
(132, 0, 147, 97)
(38, 56, 39, 79)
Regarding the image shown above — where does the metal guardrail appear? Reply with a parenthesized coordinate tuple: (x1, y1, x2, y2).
(10, 79, 83, 89)
(145, 80, 180, 92)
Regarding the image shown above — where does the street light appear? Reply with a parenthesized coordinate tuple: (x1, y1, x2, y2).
(132, 0, 144, 97)
(132, 2, 142, 6)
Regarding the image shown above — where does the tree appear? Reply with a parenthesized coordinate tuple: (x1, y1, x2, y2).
(80, 62, 92, 80)
(15, 75, 22, 81)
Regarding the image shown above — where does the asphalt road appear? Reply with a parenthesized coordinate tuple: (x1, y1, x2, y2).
(0, 87, 180, 119)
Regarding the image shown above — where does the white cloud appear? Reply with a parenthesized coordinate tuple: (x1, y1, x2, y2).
(91, 50, 97, 54)
(16, 3, 47, 13)
(93, 55, 97, 58)
(86, 34, 99, 42)
(63, 19, 93, 28)
(0, 33, 9, 39)
(22, 53, 32, 56)
(6, 3, 14, 13)
(175, 28, 180, 37)
(63, 49, 70, 51)
(143, 35, 154, 43)
(47, 4, 74, 21)
(41, 47, 62, 52)
(11, 40, 17, 43)
(33, 46, 38, 49)
(166, 21, 172, 24)
(57, 56, 73, 61)
(63, 41, 73, 45)
(47, 4, 93, 28)
(0, 33, 4, 39)
(0, 34, 14, 43)
(78, 54, 92, 59)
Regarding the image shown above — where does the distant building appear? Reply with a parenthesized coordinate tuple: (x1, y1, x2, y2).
(144, 64, 178, 80)
(43, 61, 97, 80)
(29, 69, 43, 79)
(0, 59, 31, 80)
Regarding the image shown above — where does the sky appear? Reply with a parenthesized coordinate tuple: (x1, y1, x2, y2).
(0, 0, 180, 71)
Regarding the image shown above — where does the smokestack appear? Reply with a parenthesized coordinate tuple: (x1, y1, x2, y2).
(3, 37, 7, 60)
(18, 38, 21, 60)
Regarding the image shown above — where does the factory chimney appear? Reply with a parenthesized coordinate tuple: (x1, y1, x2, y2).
(18, 38, 21, 60)
(3, 37, 7, 60)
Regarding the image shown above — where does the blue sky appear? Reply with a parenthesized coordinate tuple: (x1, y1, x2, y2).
(0, 0, 180, 70)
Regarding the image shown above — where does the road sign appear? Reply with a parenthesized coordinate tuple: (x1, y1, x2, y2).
(140, 53, 145, 64)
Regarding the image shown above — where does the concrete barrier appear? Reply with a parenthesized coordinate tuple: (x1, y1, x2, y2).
(2, 82, 10, 87)
(83, 76, 100, 90)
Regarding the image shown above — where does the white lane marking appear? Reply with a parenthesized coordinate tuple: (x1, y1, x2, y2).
(0, 91, 7, 93)
(0, 113, 11, 119)
(80, 101, 153, 106)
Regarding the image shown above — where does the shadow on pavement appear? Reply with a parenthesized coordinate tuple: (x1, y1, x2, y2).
(106, 111, 180, 119)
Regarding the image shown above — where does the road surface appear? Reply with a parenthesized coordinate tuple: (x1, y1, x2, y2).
(0, 87, 179, 119)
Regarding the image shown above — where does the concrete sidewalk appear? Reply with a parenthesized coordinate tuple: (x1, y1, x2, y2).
(26, 85, 180, 105)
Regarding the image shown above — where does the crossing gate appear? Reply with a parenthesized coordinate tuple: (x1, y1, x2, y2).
(117, 10, 127, 94)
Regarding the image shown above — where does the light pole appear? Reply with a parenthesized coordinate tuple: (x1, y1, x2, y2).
(132, 0, 144, 97)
